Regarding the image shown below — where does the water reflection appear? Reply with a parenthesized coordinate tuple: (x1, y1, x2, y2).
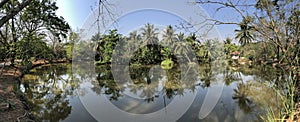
(21, 64, 78, 121)
(232, 81, 255, 113)
(20, 63, 284, 121)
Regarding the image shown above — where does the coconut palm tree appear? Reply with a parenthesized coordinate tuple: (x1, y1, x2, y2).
(174, 33, 192, 62)
(162, 25, 177, 46)
(186, 33, 198, 48)
(128, 31, 141, 41)
(176, 33, 185, 42)
(141, 23, 159, 45)
(127, 31, 141, 52)
(235, 17, 254, 47)
(139, 24, 161, 64)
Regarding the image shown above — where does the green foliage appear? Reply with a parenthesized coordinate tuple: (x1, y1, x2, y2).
(94, 29, 121, 64)
(21, 0, 70, 40)
(71, 41, 92, 61)
(183, 34, 211, 63)
(243, 42, 276, 61)
(0, 0, 70, 66)
(161, 47, 172, 60)
(261, 72, 297, 121)
(65, 44, 73, 59)
(0, 45, 7, 61)
(16, 32, 53, 61)
(131, 45, 163, 65)
(161, 59, 174, 70)
(204, 39, 225, 61)
(235, 16, 255, 47)
(93, 25, 214, 65)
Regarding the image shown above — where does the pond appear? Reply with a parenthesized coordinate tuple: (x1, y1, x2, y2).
(19, 63, 285, 122)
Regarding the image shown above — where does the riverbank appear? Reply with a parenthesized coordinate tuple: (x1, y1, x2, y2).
(0, 59, 69, 121)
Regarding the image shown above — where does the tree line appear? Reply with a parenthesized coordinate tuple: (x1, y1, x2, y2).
(89, 24, 227, 66)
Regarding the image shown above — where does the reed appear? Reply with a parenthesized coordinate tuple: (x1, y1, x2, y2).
(261, 72, 297, 122)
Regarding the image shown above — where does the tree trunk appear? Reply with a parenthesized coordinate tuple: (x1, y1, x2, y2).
(10, 13, 16, 66)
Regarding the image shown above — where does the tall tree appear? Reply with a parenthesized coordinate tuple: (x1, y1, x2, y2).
(128, 31, 141, 41)
(141, 23, 159, 45)
(139, 24, 161, 64)
(235, 16, 254, 47)
(162, 25, 176, 46)
(94, 29, 120, 63)
(174, 33, 192, 62)
(127, 31, 141, 53)
(0, 0, 70, 65)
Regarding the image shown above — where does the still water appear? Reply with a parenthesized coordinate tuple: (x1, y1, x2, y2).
(20, 63, 283, 122)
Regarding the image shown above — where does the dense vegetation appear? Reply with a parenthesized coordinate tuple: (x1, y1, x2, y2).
(0, 0, 70, 69)
(0, 0, 299, 121)
(92, 25, 218, 66)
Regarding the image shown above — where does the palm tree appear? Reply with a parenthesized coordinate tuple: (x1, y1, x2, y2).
(129, 31, 141, 40)
(140, 23, 161, 63)
(141, 23, 159, 45)
(224, 37, 232, 45)
(174, 33, 186, 52)
(186, 33, 198, 48)
(235, 17, 254, 47)
(127, 31, 141, 52)
(162, 25, 177, 46)
(176, 33, 185, 42)
(174, 33, 192, 62)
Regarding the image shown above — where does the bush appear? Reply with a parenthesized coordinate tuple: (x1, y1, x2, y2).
(161, 59, 174, 70)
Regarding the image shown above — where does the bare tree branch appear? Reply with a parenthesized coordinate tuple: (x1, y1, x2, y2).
(194, 0, 252, 19)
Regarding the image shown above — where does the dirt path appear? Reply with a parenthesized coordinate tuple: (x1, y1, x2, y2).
(0, 59, 68, 121)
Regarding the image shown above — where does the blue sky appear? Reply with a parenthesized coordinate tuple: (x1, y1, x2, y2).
(56, 0, 97, 30)
(56, 0, 240, 41)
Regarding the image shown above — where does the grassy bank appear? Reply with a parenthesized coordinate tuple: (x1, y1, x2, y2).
(261, 69, 299, 122)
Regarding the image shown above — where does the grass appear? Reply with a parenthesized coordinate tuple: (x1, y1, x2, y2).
(261, 72, 297, 122)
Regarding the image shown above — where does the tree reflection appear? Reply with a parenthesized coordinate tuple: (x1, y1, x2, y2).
(92, 64, 200, 102)
(224, 67, 242, 86)
(229, 65, 284, 115)
(128, 66, 161, 102)
(197, 64, 213, 88)
(232, 82, 254, 113)
(94, 65, 123, 101)
(22, 64, 80, 121)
